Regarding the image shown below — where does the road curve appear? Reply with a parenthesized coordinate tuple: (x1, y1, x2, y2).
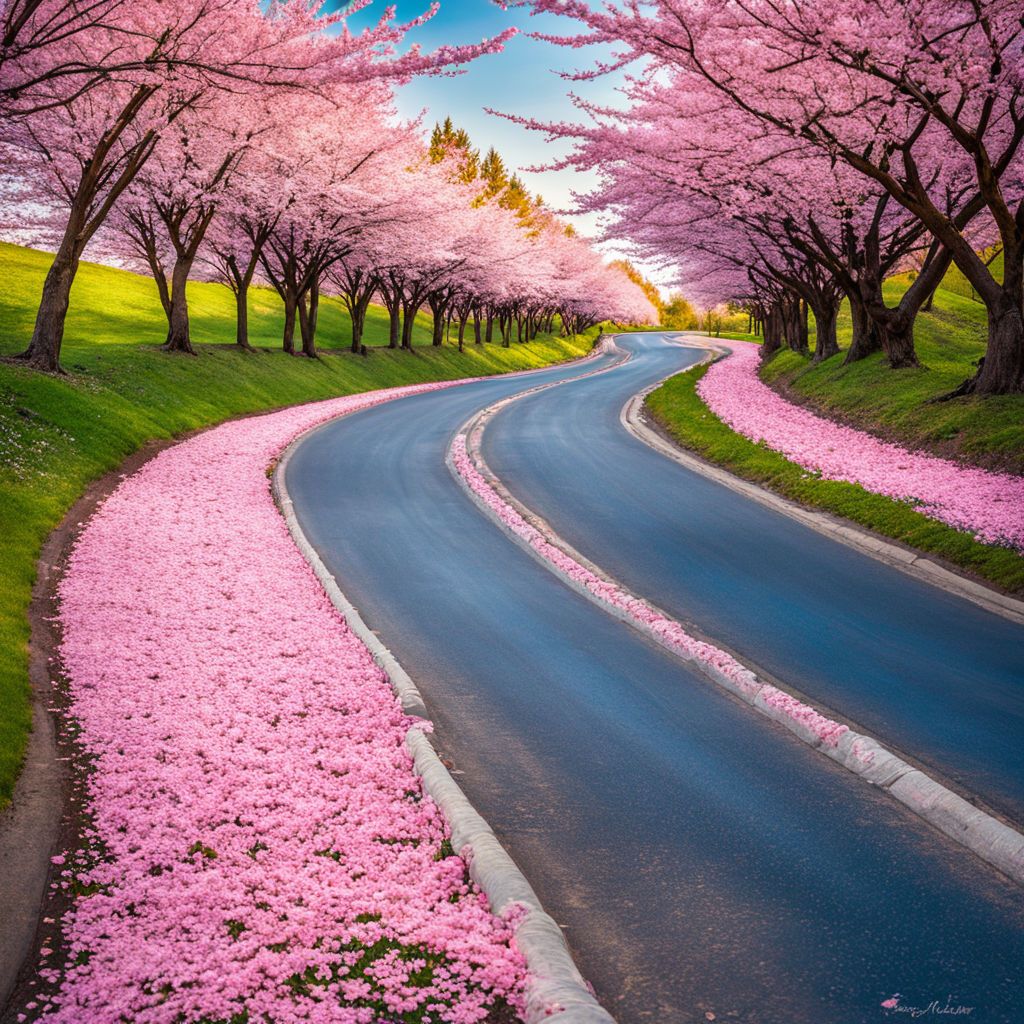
(483, 332, 1024, 825)
(284, 338, 1024, 1023)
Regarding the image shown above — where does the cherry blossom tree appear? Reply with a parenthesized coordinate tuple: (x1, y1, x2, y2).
(203, 177, 288, 352)
(517, 0, 1024, 393)
(9, 22, 657, 370)
(107, 98, 262, 353)
(328, 252, 379, 354)
(3, 1, 515, 370)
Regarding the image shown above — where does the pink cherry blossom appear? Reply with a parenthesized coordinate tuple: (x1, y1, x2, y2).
(44, 380, 536, 1023)
(697, 343, 1024, 551)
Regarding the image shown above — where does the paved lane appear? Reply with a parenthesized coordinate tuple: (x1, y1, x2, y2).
(285, 344, 1024, 1023)
(485, 332, 1024, 825)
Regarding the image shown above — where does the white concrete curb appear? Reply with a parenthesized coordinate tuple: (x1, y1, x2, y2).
(446, 338, 1024, 887)
(272, 361, 617, 1023)
(635, 335, 1024, 625)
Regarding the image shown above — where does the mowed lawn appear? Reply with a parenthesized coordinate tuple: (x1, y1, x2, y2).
(0, 242, 598, 808)
(648, 280, 1024, 596)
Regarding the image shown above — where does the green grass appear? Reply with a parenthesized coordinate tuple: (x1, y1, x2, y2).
(0, 242, 598, 808)
(758, 278, 1024, 474)
(646, 364, 1024, 598)
(705, 330, 761, 343)
(937, 249, 1003, 305)
(649, 266, 1023, 591)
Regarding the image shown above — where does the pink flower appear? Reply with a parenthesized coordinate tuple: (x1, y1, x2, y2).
(697, 344, 1024, 551)
(47, 380, 528, 1022)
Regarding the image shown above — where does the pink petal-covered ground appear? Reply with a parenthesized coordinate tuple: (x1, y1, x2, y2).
(44, 381, 530, 1024)
(697, 342, 1024, 551)
(450, 436, 847, 749)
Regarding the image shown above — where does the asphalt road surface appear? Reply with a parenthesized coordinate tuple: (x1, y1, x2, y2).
(484, 332, 1024, 824)
(285, 335, 1024, 1023)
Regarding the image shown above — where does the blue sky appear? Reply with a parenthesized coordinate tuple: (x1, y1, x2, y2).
(335, 1, 631, 251)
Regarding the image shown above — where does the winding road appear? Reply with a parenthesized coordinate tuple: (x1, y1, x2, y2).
(285, 333, 1024, 1023)
(484, 334, 1024, 823)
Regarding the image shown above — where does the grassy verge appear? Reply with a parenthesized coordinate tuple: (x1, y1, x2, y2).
(646, 363, 1024, 595)
(759, 280, 1024, 474)
(704, 331, 761, 343)
(0, 242, 598, 808)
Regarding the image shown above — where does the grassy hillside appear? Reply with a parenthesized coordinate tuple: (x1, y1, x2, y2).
(649, 271, 1023, 595)
(0, 242, 598, 808)
(0, 242, 437, 356)
(936, 249, 1003, 304)
(760, 277, 1024, 473)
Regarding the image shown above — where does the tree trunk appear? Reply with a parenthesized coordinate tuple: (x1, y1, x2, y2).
(19, 240, 80, 371)
(297, 298, 313, 357)
(782, 294, 808, 355)
(879, 319, 919, 369)
(388, 306, 401, 349)
(844, 292, 883, 364)
(402, 302, 416, 349)
(235, 285, 253, 350)
(282, 291, 297, 355)
(761, 303, 783, 359)
(473, 310, 482, 344)
(308, 281, 320, 354)
(220, 244, 263, 352)
(297, 294, 309, 353)
(298, 281, 319, 358)
(431, 310, 444, 346)
(350, 309, 363, 354)
(163, 256, 196, 354)
(153, 265, 172, 327)
(350, 294, 371, 354)
(976, 303, 1024, 394)
(811, 298, 840, 362)
(485, 314, 494, 344)
(952, 299, 1024, 396)
(968, 247, 1024, 393)
(860, 282, 920, 369)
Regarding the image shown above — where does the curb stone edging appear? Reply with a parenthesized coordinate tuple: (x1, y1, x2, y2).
(637, 335, 1024, 626)
(273, 429, 615, 1022)
(446, 338, 1024, 887)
